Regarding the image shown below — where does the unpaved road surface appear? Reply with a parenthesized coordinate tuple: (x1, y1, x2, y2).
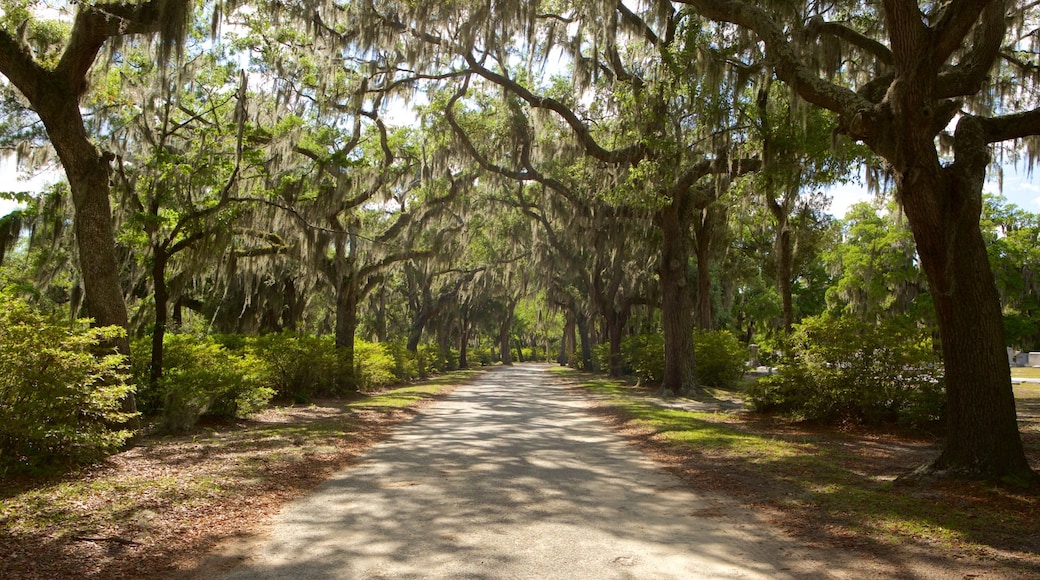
(218, 365, 935, 579)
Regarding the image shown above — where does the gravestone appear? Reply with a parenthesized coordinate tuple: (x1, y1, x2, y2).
(1031, 352, 1040, 367)
(749, 344, 760, 368)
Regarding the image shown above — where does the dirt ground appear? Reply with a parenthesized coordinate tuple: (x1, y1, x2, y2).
(1, 372, 1038, 579)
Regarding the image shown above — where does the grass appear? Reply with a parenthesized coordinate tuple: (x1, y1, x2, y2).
(0, 369, 482, 579)
(563, 368, 1040, 572)
(1012, 367, 1040, 379)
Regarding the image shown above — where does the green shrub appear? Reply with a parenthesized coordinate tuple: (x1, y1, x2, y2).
(617, 331, 745, 388)
(245, 332, 339, 401)
(693, 330, 747, 389)
(747, 314, 945, 426)
(625, 333, 663, 382)
(385, 340, 419, 381)
(354, 339, 397, 391)
(135, 334, 274, 432)
(415, 343, 439, 377)
(470, 346, 494, 366)
(0, 293, 135, 474)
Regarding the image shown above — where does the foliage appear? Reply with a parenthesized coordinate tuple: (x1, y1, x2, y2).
(231, 332, 340, 402)
(622, 333, 666, 383)
(470, 345, 494, 366)
(747, 314, 945, 426)
(607, 330, 744, 389)
(133, 334, 274, 432)
(0, 293, 135, 475)
(353, 339, 397, 391)
(384, 340, 420, 381)
(692, 330, 747, 389)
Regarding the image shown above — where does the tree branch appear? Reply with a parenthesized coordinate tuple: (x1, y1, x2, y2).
(462, 52, 646, 164)
(678, 0, 872, 117)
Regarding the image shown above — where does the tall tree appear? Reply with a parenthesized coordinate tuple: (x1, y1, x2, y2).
(684, 0, 1038, 481)
(0, 0, 191, 360)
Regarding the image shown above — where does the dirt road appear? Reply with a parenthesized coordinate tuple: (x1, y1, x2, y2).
(218, 365, 895, 579)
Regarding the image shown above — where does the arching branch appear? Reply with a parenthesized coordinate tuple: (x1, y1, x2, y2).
(678, 0, 872, 117)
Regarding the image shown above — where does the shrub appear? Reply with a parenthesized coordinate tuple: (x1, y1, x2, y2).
(747, 314, 945, 426)
(622, 334, 664, 382)
(693, 330, 747, 389)
(385, 340, 419, 381)
(245, 332, 339, 401)
(134, 334, 274, 432)
(0, 293, 135, 474)
(470, 346, 494, 366)
(354, 339, 397, 391)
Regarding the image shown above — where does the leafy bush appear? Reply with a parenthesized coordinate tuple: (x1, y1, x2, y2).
(242, 332, 339, 401)
(354, 339, 397, 391)
(469, 346, 494, 366)
(747, 314, 945, 426)
(0, 293, 135, 474)
(134, 334, 274, 432)
(625, 333, 665, 381)
(615, 331, 744, 388)
(693, 330, 747, 389)
(385, 340, 420, 381)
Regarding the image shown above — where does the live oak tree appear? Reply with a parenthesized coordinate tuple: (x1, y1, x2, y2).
(0, 0, 192, 362)
(443, 78, 657, 376)
(354, 0, 766, 393)
(981, 195, 1040, 349)
(108, 53, 251, 388)
(683, 0, 1039, 480)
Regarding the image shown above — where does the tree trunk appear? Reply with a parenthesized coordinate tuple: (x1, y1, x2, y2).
(149, 250, 169, 389)
(605, 307, 630, 377)
(775, 225, 795, 333)
(898, 122, 1034, 481)
(335, 273, 359, 391)
(458, 314, 470, 369)
(36, 93, 137, 420)
(559, 310, 575, 365)
(406, 314, 426, 353)
(499, 306, 514, 365)
(575, 307, 594, 370)
(657, 198, 698, 395)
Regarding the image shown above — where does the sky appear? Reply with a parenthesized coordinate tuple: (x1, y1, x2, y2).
(825, 163, 1040, 217)
(4, 158, 1038, 221)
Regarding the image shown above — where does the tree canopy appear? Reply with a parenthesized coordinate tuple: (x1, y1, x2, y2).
(0, 0, 1037, 483)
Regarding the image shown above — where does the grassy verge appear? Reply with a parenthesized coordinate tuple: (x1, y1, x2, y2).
(0, 369, 482, 580)
(559, 368, 1040, 575)
(1013, 367, 1040, 380)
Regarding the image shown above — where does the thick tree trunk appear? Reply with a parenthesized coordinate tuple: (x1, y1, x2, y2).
(898, 117, 1035, 482)
(458, 315, 470, 369)
(605, 308, 629, 377)
(36, 93, 137, 419)
(335, 273, 359, 391)
(657, 198, 698, 395)
(575, 308, 594, 370)
(559, 311, 575, 365)
(775, 226, 795, 333)
(44, 106, 130, 349)
(406, 314, 425, 353)
(499, 306, 515, 365)
(437, 319, 454, 370)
